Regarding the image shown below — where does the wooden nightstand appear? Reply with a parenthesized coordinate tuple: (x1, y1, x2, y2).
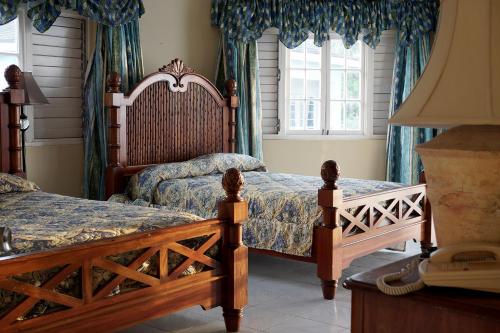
(344, 256, 500, 333)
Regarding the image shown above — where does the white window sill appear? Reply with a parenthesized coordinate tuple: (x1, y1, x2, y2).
(263, 134, 387, 141)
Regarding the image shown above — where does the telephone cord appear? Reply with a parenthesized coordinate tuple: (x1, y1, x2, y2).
(376, 259, 425, 296)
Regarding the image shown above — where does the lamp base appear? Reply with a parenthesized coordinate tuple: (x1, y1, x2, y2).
(417, 125, 500, 247)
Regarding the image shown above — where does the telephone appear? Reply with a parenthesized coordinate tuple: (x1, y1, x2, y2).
(377, 243, 500, 295)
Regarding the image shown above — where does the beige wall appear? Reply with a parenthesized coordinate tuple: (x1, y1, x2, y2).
(263, 139, 387, 180)
(140, 0, 220, 79)
(26, 144, 84, 197)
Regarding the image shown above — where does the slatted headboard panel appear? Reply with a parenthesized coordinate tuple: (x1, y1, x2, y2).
(105, 59, 238, 198)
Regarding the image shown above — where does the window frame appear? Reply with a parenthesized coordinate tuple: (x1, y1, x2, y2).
(278, 33, 374, 138)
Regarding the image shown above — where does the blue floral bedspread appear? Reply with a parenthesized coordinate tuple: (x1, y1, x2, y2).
(0, 191, 203, 257)
(0, 174, 214, 320)
(112, 154, 404, 257)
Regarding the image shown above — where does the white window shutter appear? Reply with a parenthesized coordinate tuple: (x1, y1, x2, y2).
(32, 15, 85, 140)
(257, 28, 279, 135)
(372, 30, 396, 136)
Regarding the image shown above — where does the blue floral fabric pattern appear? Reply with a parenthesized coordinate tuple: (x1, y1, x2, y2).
(0, 173, 39, 194)
(211, 0, 439, 48)
(0, 0, 145, 33)
(118, 155, 403, 256)
(0, 189, 220, 320)
(0, 191, 204, 257)
(127, 153, 267, 202)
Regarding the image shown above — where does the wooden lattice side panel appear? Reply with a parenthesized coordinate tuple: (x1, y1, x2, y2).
(339, 185, 427, 238)
(0, 222, 224, 331)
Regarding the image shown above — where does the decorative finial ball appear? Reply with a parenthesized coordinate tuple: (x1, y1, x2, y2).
(107, 72, 122, 93)
(4, 65, 22, 89)
(222, 168, 244, 202)
(225, 79, 237, 96)
(321, 160, 340, 190)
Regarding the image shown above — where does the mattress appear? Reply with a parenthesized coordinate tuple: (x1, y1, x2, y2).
(0, 190, 215, 320)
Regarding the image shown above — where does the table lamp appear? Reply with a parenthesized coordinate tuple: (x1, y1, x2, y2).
(20, 72, 48, 172)
(389, 0, 500, 247)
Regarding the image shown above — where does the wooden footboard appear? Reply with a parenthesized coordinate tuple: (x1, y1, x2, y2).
(0, 170, 248, 333)
(315, 160, 432, 299)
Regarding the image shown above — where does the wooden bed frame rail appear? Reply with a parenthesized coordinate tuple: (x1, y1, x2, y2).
(105, 59, 238, 198)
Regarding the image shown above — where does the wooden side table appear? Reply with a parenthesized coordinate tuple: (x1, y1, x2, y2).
(344, 256, 500, 333)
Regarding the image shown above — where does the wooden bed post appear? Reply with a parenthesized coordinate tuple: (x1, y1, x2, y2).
(4, 65, 24, 177)
(105, 72, 125, 198)
(225, 79, 238, 153)
(316, 160, 343, 299)
(218, 168, 248, 332)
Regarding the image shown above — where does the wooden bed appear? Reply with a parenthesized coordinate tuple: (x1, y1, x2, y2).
(104, 58, 434, 300)
(0, 65, 248, 332)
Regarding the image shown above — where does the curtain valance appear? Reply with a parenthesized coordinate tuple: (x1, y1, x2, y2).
(211, 0, 439, 48)
(0, 0, 145, 32)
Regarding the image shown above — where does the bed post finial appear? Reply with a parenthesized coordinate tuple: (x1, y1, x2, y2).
(321, 160, 340, 190)
(222, 168, 244, 203)
(4, 65, 22, 90)
(225, 79, 237, 97)
(107, 72, 122, 93)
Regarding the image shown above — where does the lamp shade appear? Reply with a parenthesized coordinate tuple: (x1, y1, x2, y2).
(389, 0, 500, 127)
(21, 72, 48, 105)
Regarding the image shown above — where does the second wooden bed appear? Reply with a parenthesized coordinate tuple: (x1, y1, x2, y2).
(105, 58, 433, 300)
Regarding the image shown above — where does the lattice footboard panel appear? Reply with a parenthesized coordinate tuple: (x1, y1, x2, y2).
(340, 186, 427, 239)
(0, 221, 224, 330)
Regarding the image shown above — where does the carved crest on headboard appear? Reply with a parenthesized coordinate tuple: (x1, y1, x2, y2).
(158, 58, 194, 78)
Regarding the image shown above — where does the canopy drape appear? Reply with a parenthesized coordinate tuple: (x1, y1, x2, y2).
(0, 0, 144, 32)
(211, 0, 439, 49)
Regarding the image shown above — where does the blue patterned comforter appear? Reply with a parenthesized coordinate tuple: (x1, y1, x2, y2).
(112, 154, 404, 257)
(0, 174, 215, 320)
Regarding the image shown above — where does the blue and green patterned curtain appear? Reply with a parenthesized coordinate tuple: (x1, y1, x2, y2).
(386, 33, 441, 185)
(216, 36, 263, 160)
(0, 0, 144, 32)
(83, 20, 144, 199)
(211, 0, 439, 49)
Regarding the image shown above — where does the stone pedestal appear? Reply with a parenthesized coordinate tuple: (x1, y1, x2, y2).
(416, 125, 500, 247)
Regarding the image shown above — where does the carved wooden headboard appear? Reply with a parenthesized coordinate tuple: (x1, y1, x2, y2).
(0, 65, 24, 176)
(105, 58, 238, 197)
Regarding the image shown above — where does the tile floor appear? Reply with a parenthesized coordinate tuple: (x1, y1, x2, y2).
(121, 243, 421, 333)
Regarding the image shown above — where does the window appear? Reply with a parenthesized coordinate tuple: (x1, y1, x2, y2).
(0, 13, 86, 143)
(0, 18, 21, 90)
(258, 29, 395, 137)
(280, 34, 371, 136)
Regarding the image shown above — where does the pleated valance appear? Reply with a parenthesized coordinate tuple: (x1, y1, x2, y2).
(211, 0, 439, 48)
(0, 0, 145, 32)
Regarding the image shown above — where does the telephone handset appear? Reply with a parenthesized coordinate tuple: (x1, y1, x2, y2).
(377, 243, 500, 295)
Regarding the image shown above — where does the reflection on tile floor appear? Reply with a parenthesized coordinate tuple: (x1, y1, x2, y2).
(121, 242, 420, 333)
